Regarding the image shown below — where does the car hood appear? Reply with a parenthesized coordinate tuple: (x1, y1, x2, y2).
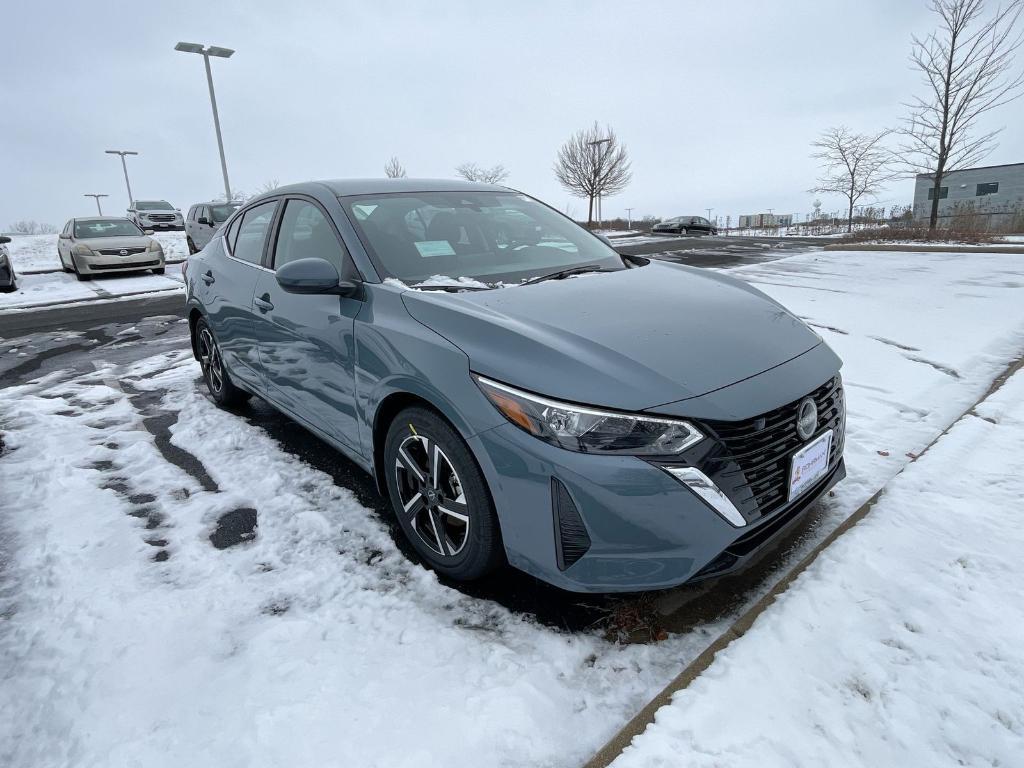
(79, 236, 153, 250)
(400, 260, 822, 412)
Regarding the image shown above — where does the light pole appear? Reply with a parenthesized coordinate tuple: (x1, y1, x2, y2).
(175, 42, 235, 203)
(625, 207, 634, 230)
(105, 150, 138, 207)
(84, 194, 109, 215)
(586, 137, 612, 228)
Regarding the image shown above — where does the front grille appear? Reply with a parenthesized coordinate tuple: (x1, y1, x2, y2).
(147, 214, 176, 222)
(97, 247, 147, 256)
(701, 376, 845, 522)
(91, 260, 160, 270)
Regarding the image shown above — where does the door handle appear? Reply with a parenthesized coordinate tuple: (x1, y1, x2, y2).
(202, 270, 215, 285)
(254, 294, 275, 313)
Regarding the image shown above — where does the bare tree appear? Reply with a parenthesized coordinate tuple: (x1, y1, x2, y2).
(215, 189, 247, 203)
(898, 0, 1024, 230)
(8, 220, 40, 235)
(454, 162, 509, 184)
(553, 122, 632, 227)
(384, 156, 407, 178)
(810, 126, 896, 232)
(38, 223, 58, 234)
(253, 179, 281, 196)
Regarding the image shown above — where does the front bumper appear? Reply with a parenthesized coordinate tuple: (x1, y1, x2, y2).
(75, 252, 165, 274)
(140, 222, 184, 231)
(470, 418, 844, 593)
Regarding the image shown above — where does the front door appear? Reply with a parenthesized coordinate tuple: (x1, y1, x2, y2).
(253, 198, 361, 451)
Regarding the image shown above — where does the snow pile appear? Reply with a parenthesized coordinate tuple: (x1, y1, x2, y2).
(611, 369, 1024, 768)
(0, 263, 184, 310)
(412, 274, 495, 290)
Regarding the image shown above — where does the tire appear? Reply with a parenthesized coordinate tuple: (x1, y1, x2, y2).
(384, 406, 504, 581)
(679, 227, 688, 236)
(194, 317, 250, 407)
(59, 250, 72, 273)
(187, 237, 197, 256)
(152, 267, 166, 275)
(0, 283, 14, 293)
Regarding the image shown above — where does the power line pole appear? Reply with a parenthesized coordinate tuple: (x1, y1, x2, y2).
(83, 194, 109, 215)
(175, 42, 235, 203)
(586, 137, 612, 229)
(105, 150, 138, 207)
(625, 207, 634, 230)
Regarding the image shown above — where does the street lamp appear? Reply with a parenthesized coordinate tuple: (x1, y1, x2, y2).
(625, 207, 634, 230)
(175, 41, 235, 203)
(84, 194, 109, 215)
(105, 150, 138, 207)
(587, 137, 612, 228)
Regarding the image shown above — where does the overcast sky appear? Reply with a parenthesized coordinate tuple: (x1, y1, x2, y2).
(3, 0, 1023, 227)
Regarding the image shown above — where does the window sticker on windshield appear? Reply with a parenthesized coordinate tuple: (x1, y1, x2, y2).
(414, 240, 456, 257)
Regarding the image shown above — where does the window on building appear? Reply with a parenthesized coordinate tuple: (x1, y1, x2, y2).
(927, 186, 949, 200)
(976, 182, 999, 196)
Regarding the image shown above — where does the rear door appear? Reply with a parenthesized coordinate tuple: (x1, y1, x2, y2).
(251, 196, 361, 451)
(202, 200, 279, 391)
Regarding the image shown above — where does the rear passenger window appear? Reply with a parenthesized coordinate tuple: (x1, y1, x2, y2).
(273, 200, 348, 273)
(231, 202, 276, 264)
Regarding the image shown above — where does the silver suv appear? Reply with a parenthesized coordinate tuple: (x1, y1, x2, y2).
(185, 201, 239, 254)
(127, 200, 184, 231)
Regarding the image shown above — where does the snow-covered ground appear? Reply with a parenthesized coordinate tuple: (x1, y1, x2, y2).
(4, 231, 188, 274)
(611, 368, 1024, 768)
(1, 250, 1023, 767)
(0, 262, 184, 310)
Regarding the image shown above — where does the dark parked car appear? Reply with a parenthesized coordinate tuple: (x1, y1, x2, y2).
(184, 179, 845, 593)
(652, 215, 717, 236)
(0, 236, 15, 292)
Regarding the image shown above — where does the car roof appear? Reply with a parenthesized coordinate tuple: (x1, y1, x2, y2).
(269, 178, 511, 197)
(73, 216, 133, 222)
(191, 201, 239, 206)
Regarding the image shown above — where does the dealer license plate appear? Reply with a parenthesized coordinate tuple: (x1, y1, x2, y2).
(788, 429, 833, 501)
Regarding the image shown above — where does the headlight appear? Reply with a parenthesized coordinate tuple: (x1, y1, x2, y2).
(72, 244, 93, 257)
(147, 240, 162, 252)
(474, 375, 703, 455)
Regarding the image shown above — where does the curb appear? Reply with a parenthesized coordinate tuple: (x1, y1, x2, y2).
(823, 243, 1024, 253)
(583, 351, 1024, 768)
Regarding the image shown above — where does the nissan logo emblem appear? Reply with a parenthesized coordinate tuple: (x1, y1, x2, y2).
(796, 398, 818, 441)
(119, 249, 128, 256)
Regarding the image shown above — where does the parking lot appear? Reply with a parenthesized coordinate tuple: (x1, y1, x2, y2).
(3, 244, 1023, 767)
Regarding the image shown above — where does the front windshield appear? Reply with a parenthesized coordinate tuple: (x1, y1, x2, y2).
(341, 191, 624, 285)
(135, 200, 174, 210)
(210, 203, 237, 223)
(74, 219, 144, 238)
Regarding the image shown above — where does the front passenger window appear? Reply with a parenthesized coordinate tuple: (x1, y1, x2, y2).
(273, 200, 348, 274)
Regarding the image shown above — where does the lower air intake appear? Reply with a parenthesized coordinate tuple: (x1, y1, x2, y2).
(551, 478, 591, 571)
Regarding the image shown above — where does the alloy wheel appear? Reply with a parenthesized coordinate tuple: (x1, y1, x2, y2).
(197, 327, 224, 394)
(394, 433, 470, 557)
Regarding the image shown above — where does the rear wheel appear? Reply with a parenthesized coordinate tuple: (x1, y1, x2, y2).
(187, 237, 197, 255)
(384, 407, 503, 581)
(679, 227, 688, 236)
(195, 317, 249, 407)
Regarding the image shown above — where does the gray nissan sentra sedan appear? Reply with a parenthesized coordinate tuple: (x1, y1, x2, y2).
(184, 179, 845, 592)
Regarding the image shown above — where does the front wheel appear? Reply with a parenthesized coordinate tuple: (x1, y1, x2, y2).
(384, 407, 504, 581)
(679, 227, 688, 236)
(152, 267, 166, 275)
(195, 317, 249, 407)
(187, 237, 197, 255)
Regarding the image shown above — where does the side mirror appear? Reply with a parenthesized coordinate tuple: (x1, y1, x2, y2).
(198, 217, 212, 226)
(276, 257, 359, 297)
(0, 236, 10, 244)
(58, 233, 71, 240)
(144, 229, 155, 235)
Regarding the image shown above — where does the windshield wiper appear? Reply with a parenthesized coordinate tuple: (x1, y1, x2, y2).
(413, 284, 491, 292)
(522, 265, 612, 285)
